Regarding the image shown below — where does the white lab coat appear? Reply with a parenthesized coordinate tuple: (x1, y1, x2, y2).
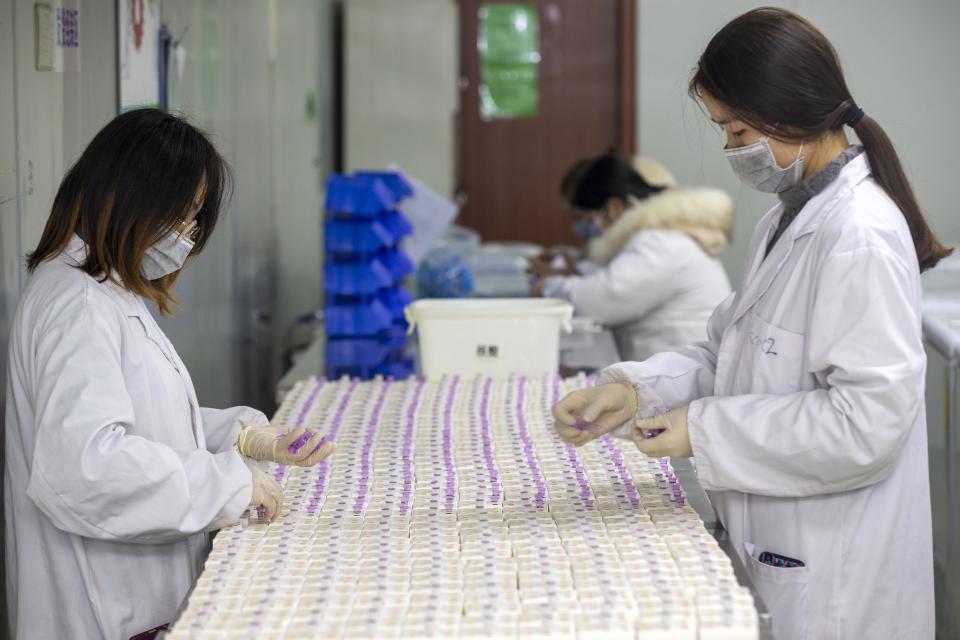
(600, 154, 933, 639)
(544, 188, 733, 362)
(4, 236, 262, 640)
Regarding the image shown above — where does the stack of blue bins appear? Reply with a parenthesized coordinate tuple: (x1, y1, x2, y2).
(324, 171, 415, 380)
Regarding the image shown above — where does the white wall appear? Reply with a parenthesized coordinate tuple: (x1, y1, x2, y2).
(273, 0, 333, 369)
(344, 0, 459, 198)
(155, 0, 332, 410)
(160, 0, 270, 409)
(2, 0, 118, 386)
(637, 0, 960, 283)
(2, 3, 119, 635)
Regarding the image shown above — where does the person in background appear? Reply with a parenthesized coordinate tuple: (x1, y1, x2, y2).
(554, 8, 944, 639)
(532, 155, 680, 281)
(526, 158, 597, 280)
(4, 109, 333, 640)
(533, 153, 734, 362)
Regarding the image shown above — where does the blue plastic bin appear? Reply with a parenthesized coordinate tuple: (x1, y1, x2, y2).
(325, 175, 397, 218)
(324, 259, 394, 296)
(377, 248, 414, 281)
(375, 356, 415, 380)
(325, 217, 394, 254)
(381, 320, 409, 350)
(380, 210, 414, 240)
(356, 171, 413, 200)
(327, 365, 378, 381)
(379, 287, 413, 319)
(325, 338, 392, 369)
(324, 298, 393, 336)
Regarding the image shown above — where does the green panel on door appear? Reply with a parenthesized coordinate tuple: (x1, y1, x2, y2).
(478, 4, 539, 120)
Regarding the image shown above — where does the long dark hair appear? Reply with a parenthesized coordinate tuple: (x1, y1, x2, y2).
(690, 7, 950, 272)
(560, 158, 592, 203)
(568, 154, 664, 211)
(27, 109, 231, 313)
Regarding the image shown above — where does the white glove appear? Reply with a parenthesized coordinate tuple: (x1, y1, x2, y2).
(237, 424, 335, 466)
(552, 381, 638, 447)
(247, 462, 282, 522)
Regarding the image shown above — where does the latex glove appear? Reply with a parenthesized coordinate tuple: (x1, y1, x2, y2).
(552, 381, 638, 447)
(632, 406, 693, 458)
(237, 424, 335, 466)
(247, 462, 282, 522)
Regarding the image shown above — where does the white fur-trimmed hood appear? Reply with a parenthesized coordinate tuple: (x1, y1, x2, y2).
(587, 187, 734, 264)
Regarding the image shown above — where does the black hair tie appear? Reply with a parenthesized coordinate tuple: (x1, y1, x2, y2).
(846, 105, 866, 128)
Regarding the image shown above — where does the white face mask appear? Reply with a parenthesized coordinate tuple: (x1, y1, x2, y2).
(724, 137, 804, 193)
(140, 223, 196, 281)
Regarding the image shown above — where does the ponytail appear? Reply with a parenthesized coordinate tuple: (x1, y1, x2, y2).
(847, 108, 952, 271)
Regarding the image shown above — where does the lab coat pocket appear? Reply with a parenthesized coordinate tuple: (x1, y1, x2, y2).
(744, 541, 810, 640)
(735, 311, 807, 395)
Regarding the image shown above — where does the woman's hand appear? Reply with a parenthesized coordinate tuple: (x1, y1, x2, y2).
(247, 462, 282, 522)
(552, 381, 638, 447)
(632, 406, 693, 458)
(529, 254, 578, 279)
(529, 255, 556, 278)
(237, 424, 335, 467)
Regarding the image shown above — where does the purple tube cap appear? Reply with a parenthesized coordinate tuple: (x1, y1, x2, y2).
(286, 431, 333, 455)
(573, 419, 602, 431)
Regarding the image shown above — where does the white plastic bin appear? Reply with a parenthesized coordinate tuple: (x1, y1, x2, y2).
(405, 298, 573, 379)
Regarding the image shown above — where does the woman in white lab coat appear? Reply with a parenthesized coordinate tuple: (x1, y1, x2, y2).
(4, 110, 333, 640)
(534, 153, 734, 362)
(554, 9, 947, 640)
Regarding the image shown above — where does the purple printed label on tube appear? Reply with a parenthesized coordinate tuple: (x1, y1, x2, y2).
(286, 431, 332, 455)
(287, 430, 314, 454)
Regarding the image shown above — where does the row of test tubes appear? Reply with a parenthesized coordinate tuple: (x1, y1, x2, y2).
(170, 375, 758, 639)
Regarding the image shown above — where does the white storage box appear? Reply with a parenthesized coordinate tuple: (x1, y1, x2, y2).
(405, 298, 573, 379)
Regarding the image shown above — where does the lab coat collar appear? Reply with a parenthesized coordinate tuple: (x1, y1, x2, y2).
(63, 233, 89, 266)
(785, 152, 871, 241)
(729, 153, 872, 327)
(63, 234, 145, 319)
(63, 237, 176, 358)
(63, 234, 204, 445)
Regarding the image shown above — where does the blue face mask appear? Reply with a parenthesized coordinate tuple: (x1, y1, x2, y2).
(571, 216, 605, 241)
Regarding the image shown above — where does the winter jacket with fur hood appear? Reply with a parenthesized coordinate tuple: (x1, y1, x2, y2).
(543, 185, 734, 362)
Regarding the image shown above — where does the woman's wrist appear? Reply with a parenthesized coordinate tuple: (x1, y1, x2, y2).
(615, 380, 639, 420)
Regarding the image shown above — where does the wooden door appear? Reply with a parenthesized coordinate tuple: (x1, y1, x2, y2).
(457, 0, 635, 246)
